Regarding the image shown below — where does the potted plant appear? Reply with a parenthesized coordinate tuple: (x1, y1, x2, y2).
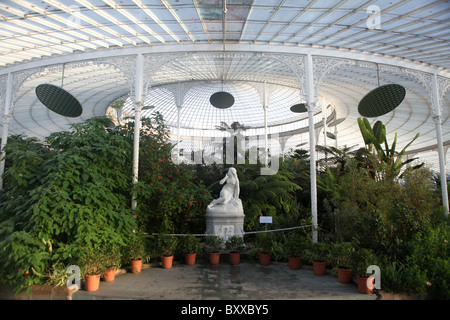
(255, 233, 273, 266)
(350, 247, 378, 294)
(158, 234, 178, 269)
(309, 242, 329, 275)
(285, 233, 305, 270)
(179, 234, 201, 265)
(103, 244, 122, 282)
(225, 235, 245, 265)
(127, 236, 146, 274)
(205, 235, 223, 265)
(331, 242, 353, 283)
(78, 250, 105, 292)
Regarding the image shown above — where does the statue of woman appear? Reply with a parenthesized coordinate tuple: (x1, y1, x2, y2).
(207, 167, 240, 209)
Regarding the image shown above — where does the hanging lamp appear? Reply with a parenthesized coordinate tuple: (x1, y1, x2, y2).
(210, 0, 234, 109)
(35, 64, 82, 117)
(290, 103, 308, 113)
(358, 64, 405, 117)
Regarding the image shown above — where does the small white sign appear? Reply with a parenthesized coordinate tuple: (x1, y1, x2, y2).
(259, 216, 272, 224)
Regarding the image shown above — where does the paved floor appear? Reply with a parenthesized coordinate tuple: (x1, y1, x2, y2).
(73, 260, 377, 301)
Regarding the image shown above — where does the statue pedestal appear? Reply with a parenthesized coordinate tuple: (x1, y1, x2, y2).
(205, 199, 244, 242)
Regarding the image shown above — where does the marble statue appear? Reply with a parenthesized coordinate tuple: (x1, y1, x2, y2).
(205, 167, 244, 240)
(207, 167, 242, 212)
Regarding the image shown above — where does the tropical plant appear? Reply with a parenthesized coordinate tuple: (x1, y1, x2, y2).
(134, 114, 212, 235)
(308, 242, 329, 263)
(179, 234, 201, 254)
(316, 144, 358, 176)
(225, 236, 245, 253)
(126, 235, 146, 261)
(77, 249, 106, 276)
(0, 231, 52, 294)
(357, 117, 423, 180)
(405, 222, 450, 299)
(0, 117, 138, 293)
(205, 235, 223, 253)
(103, 243, 122, 270)
(0, 135, 53, 231)
(158, 234, 178, 257)
(284, 232, 306, 258)
(254, 232, 273, 254)
(331, 242, 354, 269)
(235, 163, 301, 230)
(350, 247, 377, 278)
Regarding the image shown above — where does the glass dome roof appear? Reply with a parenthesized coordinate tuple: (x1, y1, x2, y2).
(0, 0, 448, 173)
(123, 81, 311, 131)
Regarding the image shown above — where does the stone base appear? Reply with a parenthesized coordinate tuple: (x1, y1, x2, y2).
(205, 211, 245, 242)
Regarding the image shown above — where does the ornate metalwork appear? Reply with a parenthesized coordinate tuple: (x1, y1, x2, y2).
(93, 55, 137, 95)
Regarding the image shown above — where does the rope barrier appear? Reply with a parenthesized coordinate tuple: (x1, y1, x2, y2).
(150, 225, 311, 237)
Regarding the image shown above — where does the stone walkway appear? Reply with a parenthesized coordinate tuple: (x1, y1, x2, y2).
(73, 261, 377, 301)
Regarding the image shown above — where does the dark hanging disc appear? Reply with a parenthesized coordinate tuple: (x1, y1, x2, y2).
(358, 84, 405, 118)
(327, 117, 345, 127)
(326, 131, 336, 139)
(210, 91, 235, 109)
(36, 84, 82, 117)
(290, 103, 307, 113)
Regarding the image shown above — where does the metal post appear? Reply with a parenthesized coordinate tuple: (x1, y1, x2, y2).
(177, 105, 181, 164)
(264, 107, 268, 166)
(432, 73, 449, 217)
(131, 54, 144, 210)
(176, 82, 183, 165)
(263, 82, 268, 166)
(305, 54, 318, 243)
(0, 73, 13, 191)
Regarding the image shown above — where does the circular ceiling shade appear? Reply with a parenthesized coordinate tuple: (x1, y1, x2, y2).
(36, 84, 82, 117)
(326, 131, 337, 139)
(327, 117, 345, 127)
(210, 91, 235, 109)
(358, 84, 405, 118)
(290, 103, 307, 113)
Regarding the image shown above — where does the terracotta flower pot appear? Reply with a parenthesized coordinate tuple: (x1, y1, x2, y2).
(259, 253, 271, 266)
(312, 261, 326, 275)
(209, 252, 220, 265)
(337, 267, 352, 283)
(185, 253, 197, 265)
(288, 257, 301, 270)
(84, 274, 100, 292)
(229, 252, 241, 265)
(357, 276, 374, 294)
(130, 259, 142, 274)
(103, 267, 116, 282)
(161, 255, 173, 269)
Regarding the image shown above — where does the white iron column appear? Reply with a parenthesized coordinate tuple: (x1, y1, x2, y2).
(263, 82, 268, 166)
(305, 54, 318, 243)
(0, 73, 13, 191)
(176, 106, 182, 164)
(432, 73, 449, 217)
(131, 54, 144, 210)
(176, 82, 183, 164)
(322, 103, 328, 161)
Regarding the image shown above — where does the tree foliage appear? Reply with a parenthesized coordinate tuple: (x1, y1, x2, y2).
(0, 114, 211, 293)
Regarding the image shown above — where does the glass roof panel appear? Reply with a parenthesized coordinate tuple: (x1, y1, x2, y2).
(0, 0, 448, 174)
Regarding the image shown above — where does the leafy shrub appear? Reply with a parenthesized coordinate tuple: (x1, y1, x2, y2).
(0, 231, 52, 293)
(405, 222, 449, 299)
(284, 232, 308, 258)
(225, 236, 245, 253)
(330, 242, 354, 269)
(205, 235, 223, 253)
(350, 247, 377, 277)
(133, 115, 212, 235)
(178, 234, 201, 254)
